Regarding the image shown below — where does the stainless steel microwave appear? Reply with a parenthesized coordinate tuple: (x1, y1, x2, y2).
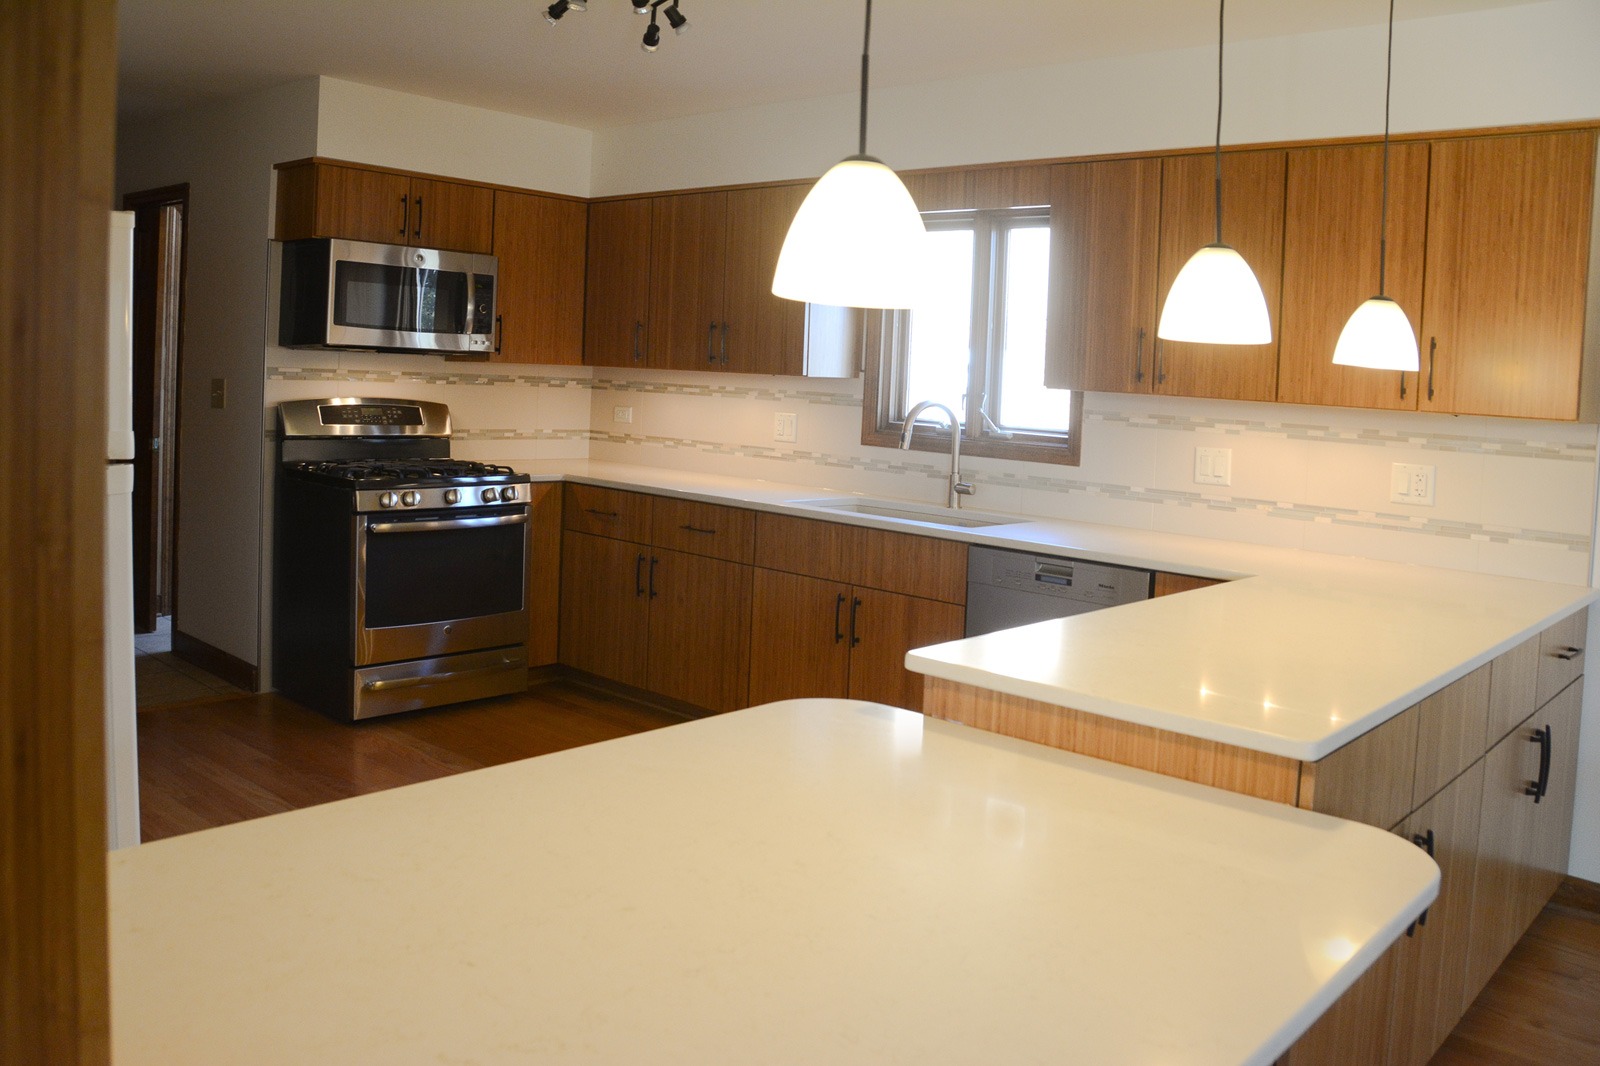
(278, 238, 496, 354)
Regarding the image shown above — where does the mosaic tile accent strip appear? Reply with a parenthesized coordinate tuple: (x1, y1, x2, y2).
(1087, 407, 1598, 461)
(596, 432, 1590, 554)
(268, 366, 590, 389)
(592, 376, 861, 407)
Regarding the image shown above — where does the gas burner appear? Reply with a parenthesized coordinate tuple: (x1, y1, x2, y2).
(288, 458, 522, 488)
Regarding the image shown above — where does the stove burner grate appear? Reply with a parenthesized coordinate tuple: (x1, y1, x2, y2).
(288, 458, 520, 486)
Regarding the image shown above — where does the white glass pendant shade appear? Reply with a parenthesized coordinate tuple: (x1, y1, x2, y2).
(1332, 295, 1419, 371)
(1156, 243, 1272, 344)
(772, 157, 928, 309)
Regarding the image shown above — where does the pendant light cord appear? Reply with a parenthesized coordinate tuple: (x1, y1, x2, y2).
(858, 0, 872, 156)
(1213, 0, 1225, 245)
(1378, 0, 1395, 297)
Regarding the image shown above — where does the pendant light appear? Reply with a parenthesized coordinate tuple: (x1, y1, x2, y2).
(1157, 0, 1272, 345)
(1332, 0, 1419, 371)
(771, 0, 926, 309)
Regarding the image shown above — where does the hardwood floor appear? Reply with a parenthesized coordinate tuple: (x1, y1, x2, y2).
(137, 676, 688, 842)
(137, 682, 1600, 1064)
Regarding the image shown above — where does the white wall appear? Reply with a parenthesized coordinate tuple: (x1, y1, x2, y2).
(116, 77, 320, 671)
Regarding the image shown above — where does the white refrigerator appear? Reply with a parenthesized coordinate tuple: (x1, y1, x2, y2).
(105, 209, 141, 849)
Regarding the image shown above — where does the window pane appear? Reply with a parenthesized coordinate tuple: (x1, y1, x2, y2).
(903, 228, 974, 422)
(996, 225, 1072, 435)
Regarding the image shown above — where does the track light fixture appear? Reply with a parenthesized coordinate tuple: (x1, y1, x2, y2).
(544, 0, 688, 52)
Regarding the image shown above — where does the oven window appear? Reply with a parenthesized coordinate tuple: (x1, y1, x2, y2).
(414, 268, 468, 335)
(362, 510, 525, 628)
(333, 261, 408, 331)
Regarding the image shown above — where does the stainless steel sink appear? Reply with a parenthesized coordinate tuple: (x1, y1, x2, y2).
(791, 497, 1020, 529)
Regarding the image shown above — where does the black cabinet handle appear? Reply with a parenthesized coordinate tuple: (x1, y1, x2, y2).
(398, 194, 409, 236)
(648, 556, 659, 599)
(1133, 327, 1145, 383)
(1526, 725, 1552, 803)
(1427, 337, 1437, 401)
(1554, 646, 1583, 661)
(833, 593, 846, 644)
(1400, 372, 1407, 400)
(494, 313, 503, 355)
(1154, 337, 1166, 385)
(707, 322, 718, 364)
(848, 596, 863, 647)
(678, 524, 716, 536)
(413, 196, 424, 239)
(633, 321, 644, 362)
(586, 508, 619, 519)
(634, 553, 646, 597)
(720, 322, 729, 366)
(1410, 828, 1436, 928)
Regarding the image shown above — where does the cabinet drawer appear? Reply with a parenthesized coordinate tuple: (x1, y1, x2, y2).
(1301, 706, 1419, 829)
(1536, 608, 1587, 709)
(651, 498, 755, 563)
(753, 512, 966, 604)
(563, 484, 651, 543)
(1488, 632, 1541, 748)
(1412, 663, 1491, 809)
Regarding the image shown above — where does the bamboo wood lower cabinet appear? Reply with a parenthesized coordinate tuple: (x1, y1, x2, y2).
(526, 482, 562, 667)
(559, 530, 650, 689)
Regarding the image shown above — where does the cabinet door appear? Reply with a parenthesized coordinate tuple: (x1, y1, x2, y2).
(489, 190, 586, 365)
(1154, 150, 1286, 401)
(407, 176, 493, 253)
(1386, 759, 1484, 1066)
(645, 548, 752, 713)
(526, 482, 562, 667)
(1419, 130, 1596, 419)
(558, 530, 648, 689)
(313, 164, 413, 245)
(584, 198, 653, 368)
(845, 587, 965, 712)
(723, 185, 808, 375)
(649, 191, 728, 372)
(747, 569, 852, 705)
(1043, 157, 1161, 394)
(1526, 678, 1582, 907)
(1277, 142, 1428, 411)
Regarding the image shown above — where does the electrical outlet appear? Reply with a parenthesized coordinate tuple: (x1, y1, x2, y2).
(774, 412, 798, 443)
(1194, 446, 1232, 486)
(613, 406, 633, 424)
(1390, 462, 1436, 506)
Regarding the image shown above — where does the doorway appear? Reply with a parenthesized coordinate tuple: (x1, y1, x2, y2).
(123, 184, 188, 636)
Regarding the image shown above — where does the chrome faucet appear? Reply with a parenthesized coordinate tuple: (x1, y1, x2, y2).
(899, 400, 975, 509)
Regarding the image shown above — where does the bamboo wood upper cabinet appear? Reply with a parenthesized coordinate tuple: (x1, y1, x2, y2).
(723, 184, 812, 376)
(1152, 150, 1287, 402)
(1419, 130, 1597, 419)
(1042, 157, 1162, 393)
(1277, 142, 1429, 411)
(274, 160, 494, 254)
(584, 198, 653, 368)
(649, 191, 730, 371)
(487, 190, 586, 365)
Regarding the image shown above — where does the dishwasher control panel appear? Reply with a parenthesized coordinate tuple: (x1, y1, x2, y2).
(965, 546, 1154, 637)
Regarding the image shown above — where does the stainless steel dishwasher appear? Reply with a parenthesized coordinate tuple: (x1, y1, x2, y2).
(965, 545, 1153, 637)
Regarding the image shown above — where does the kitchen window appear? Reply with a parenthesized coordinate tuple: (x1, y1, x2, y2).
(862, 207, 1082, 466)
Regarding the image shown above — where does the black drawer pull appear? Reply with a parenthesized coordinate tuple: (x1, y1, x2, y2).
(1526, 725, 1552, 803)
(833, 593, 846, 644)
(1553, 646, 1583, 661)
(635, 553, 646, 597)
(648, 556, 659, 599)
(1410, 828, 1435, 929)
(679, 524, 717, 535)
(586, 508, 620, 519)
(848, 596, 863, 647)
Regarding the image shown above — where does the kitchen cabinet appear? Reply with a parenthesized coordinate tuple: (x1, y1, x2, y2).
(649, 190, 729, 371)
(723, 184, 813, 376)
(526, 482, 562, 667)
(557, 486, 753, 712)
(1418, 130, 1597, 420)
(1152, 150, 1286, 402)
(1276, 141, 1429, 411)
(1042, 157, 1162, 394)
(749, 513, 966, 712)
(1151, 571, 1222, 597)
(484, 189, 586, 365)
(583, 198, 654, 368)
(274, 159, 493, 253)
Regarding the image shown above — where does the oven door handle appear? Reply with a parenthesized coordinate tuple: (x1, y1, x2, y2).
(362, 658, 522, 692)
(366, 513, 529, 534)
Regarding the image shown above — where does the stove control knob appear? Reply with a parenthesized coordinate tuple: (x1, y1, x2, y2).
(443, 489, 461, 506)
(499, 485, 518, 502)
(401, 491, 422, 507)
(480, 487, 500, 503)
(378, 491, 399, 509)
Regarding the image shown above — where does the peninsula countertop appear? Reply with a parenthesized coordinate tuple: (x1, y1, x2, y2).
(110, 700, 1438, 1065)
(510, 460, 1595, 760)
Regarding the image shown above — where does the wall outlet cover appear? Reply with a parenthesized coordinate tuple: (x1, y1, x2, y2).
(1390, 462, 1436, 506)
(613, 406, 633, 424)
(775, 412, 798, 443)
(1194, 446, 1232, 486)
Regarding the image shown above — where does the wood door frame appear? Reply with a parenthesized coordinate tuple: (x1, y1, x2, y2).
(121, 183, 189, 634)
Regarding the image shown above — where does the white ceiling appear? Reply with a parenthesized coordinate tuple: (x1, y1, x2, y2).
(117, 0, 1547, 129)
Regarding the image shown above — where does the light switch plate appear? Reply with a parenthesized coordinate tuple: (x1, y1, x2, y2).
(613, 406, 633, 424)
(1194, 447, 1232, 486)
(1390, 462, 1436, 505)
(775, 412, 798, 443)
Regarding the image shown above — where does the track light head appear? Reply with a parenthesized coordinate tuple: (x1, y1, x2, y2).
(566, 0, 586, 8)
(642, 15, 661, 51)
(663, 2, 688, 33)
(632, 0, 650, 12)
(543, 0, 569, 25)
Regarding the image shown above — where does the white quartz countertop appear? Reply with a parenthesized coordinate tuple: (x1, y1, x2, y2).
(514, 461, 1595, 760)
(110, 700, 1438, 1066)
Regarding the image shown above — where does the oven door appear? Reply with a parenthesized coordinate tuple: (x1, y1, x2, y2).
(354, 504, 528, 666)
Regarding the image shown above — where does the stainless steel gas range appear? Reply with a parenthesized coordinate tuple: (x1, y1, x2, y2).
(272, 397, 530, 720)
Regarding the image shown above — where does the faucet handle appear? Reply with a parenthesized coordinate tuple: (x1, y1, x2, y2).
(954, 481, 976, 496)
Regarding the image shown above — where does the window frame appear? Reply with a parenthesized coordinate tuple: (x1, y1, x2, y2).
(861, 207, 1083, 467)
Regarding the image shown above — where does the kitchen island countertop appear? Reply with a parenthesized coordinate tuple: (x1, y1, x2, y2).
(110, 699, 1438, 1065)
(512, 460, 1595, 760)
